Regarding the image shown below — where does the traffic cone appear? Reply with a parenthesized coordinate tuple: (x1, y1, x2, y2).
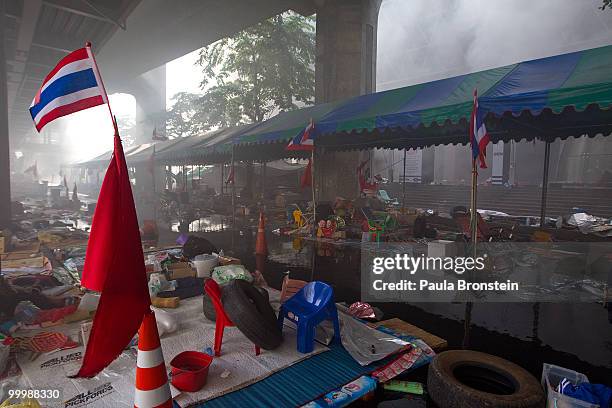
(255, 211, 267, 256)
(134, 310, 172, 408)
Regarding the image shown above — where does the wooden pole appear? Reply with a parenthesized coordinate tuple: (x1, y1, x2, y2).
(262, 162, 266, 202)
(231, 146, 236, 228)
(311, 149, 316, 234)
(220, 163, 224, 196)
(540, 140, 551, 227)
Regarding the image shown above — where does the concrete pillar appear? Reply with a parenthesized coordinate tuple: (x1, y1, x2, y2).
(125, 65, 166, 145)
(132, 162, 163, 223)
(314, 0, 382, 201)
(121, 65, 166, 221)
(0, 0, 12, 228)
(315, 0, 382, 103)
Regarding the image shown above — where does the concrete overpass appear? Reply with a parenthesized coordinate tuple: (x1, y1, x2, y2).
(1, 0, 382, 226)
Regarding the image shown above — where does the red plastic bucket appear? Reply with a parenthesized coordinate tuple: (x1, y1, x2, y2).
(170, 351, 213, 392)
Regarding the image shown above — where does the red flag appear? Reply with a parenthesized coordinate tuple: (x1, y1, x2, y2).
(73, 134, 150, 378)
(300, 158, 312, 188)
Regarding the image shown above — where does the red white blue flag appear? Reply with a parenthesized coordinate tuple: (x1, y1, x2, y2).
(29, 45, 107, 132)
(470, 90, 490, 169)
(286, 119, 315, 151)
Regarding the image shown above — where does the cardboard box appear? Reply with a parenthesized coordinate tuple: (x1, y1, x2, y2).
(152, 297, 180, 308)
(0, 252, 45, 268)
(167, 262, 195, 279)
(0, 230, 9, 253)
(218, 255, 241, 266)
(11, 241, 40, 253)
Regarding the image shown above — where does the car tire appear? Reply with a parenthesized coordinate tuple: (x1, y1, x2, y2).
(202, 291, 217, 321)
(427, 350, 544, 408)
(203, 283, 269, 322)
(221, 280, 282, 350)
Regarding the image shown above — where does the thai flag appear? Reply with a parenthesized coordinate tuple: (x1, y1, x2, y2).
(29, 46, 107, 132)
(470, 90, 490, 169)
(286, 119, 315, 151)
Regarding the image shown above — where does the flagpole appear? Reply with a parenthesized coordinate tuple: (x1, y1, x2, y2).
(469, 89, 480, 258)
(311, 148, 316, 235)
(85, 42, 117, 133)
(402, 148, 407, 212)
(470, 158, 478, 257)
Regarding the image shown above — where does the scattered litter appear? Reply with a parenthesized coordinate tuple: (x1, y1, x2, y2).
(382, 381, 424, 395)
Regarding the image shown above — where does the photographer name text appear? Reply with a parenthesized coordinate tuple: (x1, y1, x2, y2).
(372, 279, 520, 292)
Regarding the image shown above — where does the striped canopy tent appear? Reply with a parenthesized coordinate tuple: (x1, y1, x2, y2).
(124, 138, 184, 165)
(233, 44, 612, 223)
(72, 143, 153, 168)
(71, 125, 248, 169)
(71, 138, 183, 169)
(155, 124, 256, 165)
(234, 101, 346, 161)
(234, 44, 612, 155)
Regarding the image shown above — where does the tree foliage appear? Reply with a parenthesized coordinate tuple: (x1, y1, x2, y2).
(166, 12, 315, 138)
(602, 0, 612, 10)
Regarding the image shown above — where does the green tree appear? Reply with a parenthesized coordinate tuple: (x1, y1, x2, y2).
(167, 11, 315, 137)
(602, 0, 611, 9)
(166, 92, 207, 138)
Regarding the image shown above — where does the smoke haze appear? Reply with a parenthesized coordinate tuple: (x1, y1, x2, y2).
(377, 0, 612, 90)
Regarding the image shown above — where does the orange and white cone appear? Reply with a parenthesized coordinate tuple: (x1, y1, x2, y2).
(255, 211, 267, 256)
(134, 310, 172, 408)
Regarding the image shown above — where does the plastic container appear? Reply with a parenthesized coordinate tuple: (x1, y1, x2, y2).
(191, 254, 219, 278)
(541, 363, 600, 408)
(170, 351, 213, 392)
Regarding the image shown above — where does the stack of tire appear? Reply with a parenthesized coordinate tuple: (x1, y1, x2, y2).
(202, 279, 282, 350)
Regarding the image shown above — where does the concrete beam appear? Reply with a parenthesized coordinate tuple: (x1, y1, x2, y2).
(97, 0, 308, 91)
(7, 0, 42, 112)
(42, 0, 124, 28)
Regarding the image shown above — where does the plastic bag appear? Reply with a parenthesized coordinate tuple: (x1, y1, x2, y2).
(0, 399, 42, 408)
(338, 310, 408, 366)
(211, 265, 252, 286)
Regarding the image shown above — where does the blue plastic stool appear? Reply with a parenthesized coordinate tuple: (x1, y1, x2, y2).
(277, 281, 341, 353)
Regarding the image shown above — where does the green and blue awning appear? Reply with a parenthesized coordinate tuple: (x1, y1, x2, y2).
(235, 44, 612, 152)
(76, 44, 612, 168)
